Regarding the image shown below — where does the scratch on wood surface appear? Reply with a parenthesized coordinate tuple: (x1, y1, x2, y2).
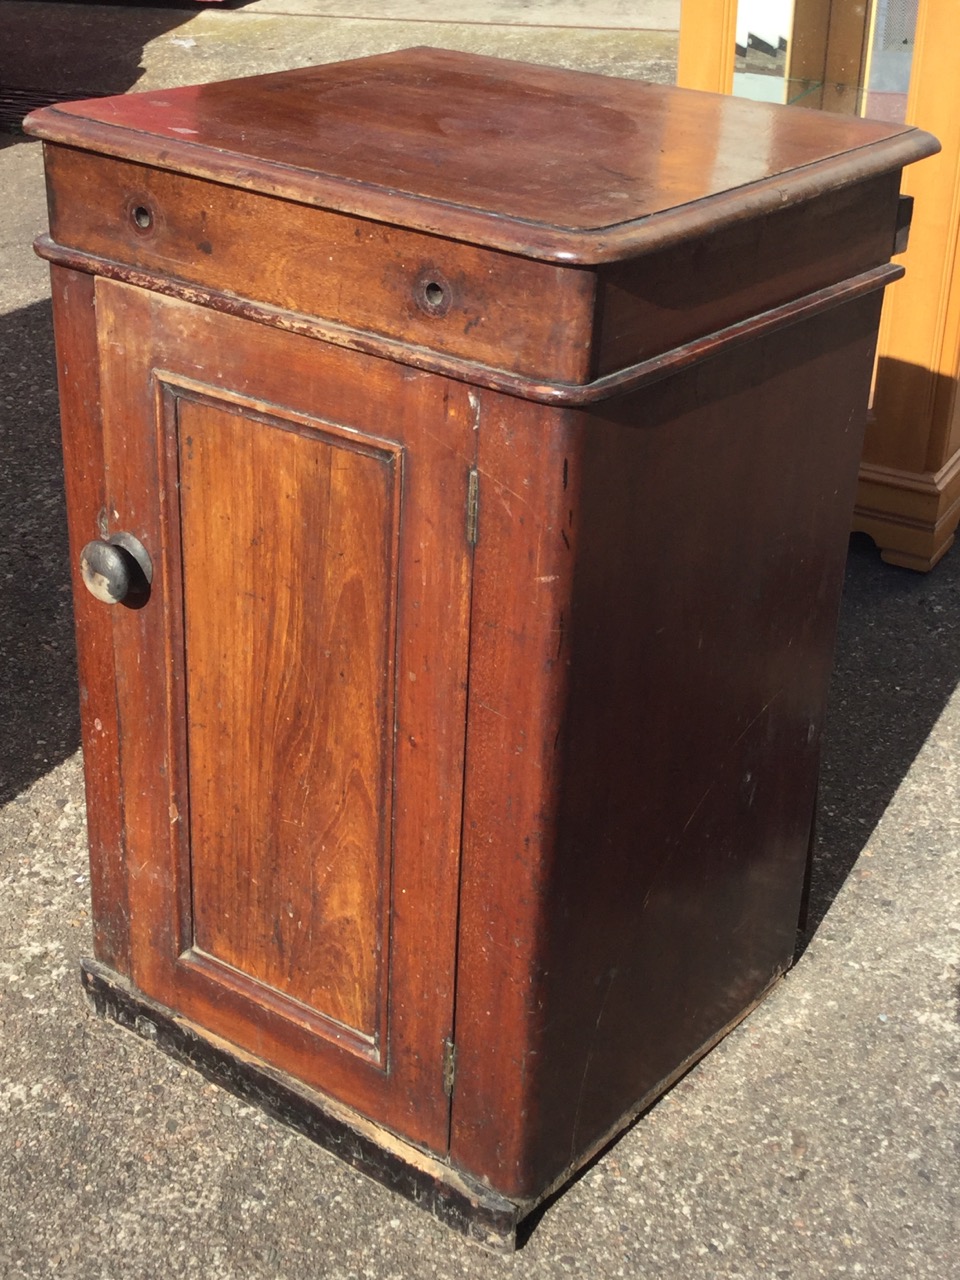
(679, 688, 783, 838)
(570, 967, 618, 1160)
(477, 467, 535, 517)
(467, 389, 481, 431)
(639, 688, 788, 917)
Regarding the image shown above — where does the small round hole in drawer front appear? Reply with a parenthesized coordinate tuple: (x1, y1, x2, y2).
(126, 198, 158, 236)
(415, 270, 453, 317)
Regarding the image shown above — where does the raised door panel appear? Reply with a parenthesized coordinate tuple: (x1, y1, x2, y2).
(177, 394, 400, 1046)
(93, 279, 476, 1152)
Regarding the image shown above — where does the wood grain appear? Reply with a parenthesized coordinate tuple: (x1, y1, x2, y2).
(43, 145, 596, 384)
(48, 266, 131, 974)
(26, 48, 937, 263)
(450, 392, 580, 1196)
(38, 47, 932, 1225)
(177, 393, 400, 1040)
(94, 278, 475, 1152)
(675, 0, 960, 573)
(594, 172, 902, 376)
(853, 0, 960, 569)
(33, 236, 902, 402)
(451, 291, 886, 1200)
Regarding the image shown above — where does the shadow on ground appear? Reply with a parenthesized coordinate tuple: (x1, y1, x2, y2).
(0, 297, 79, 803)
(0, 0, 237, 134)
(805, 530, 960, 943)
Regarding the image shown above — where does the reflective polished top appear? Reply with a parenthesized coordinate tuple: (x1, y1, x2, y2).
(25, 46, 939, 262)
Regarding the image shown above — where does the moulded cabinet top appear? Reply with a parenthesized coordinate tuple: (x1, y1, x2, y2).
(25, 46, 939, 264)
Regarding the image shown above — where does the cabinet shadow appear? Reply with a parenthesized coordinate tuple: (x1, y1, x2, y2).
(802, 529, 960, 947)
(0, 297, 79, 804)
(0, 0, 257, 143)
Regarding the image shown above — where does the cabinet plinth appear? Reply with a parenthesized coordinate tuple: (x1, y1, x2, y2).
(26, 48, 937, 1248)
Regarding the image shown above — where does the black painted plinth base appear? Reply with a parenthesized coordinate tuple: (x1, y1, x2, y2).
(80, 959, 523, 1251)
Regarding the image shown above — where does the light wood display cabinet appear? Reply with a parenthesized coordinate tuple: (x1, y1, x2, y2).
(679, 0, 960, 569)
(26, 49, 936, 1247)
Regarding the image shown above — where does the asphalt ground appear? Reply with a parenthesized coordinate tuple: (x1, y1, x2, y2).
(1, 6, 959, 1277)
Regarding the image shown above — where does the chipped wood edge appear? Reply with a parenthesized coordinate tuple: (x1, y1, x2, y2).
(35, 238, 904, 407)
(80, 959, 524, 1253)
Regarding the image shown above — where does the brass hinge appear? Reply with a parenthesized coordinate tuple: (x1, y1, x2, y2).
(466, 468, 479, 546)
(442, 1038, 457, 1097)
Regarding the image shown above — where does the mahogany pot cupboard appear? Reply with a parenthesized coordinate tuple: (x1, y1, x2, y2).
(25, 49, 937, 1248)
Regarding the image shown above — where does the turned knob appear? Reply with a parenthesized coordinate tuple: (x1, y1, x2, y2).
(79, 533, 152, 605)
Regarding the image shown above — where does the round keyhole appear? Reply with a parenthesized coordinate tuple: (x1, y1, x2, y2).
(132, 204, 153, 230)
(415, 271, 452, 317)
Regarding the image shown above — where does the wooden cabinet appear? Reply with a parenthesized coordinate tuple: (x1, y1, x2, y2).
(27, 48, 936, 1248)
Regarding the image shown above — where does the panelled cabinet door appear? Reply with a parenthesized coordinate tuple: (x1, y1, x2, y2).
(92, 279, 476, 1153)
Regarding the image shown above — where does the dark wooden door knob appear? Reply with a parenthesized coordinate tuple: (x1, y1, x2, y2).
(79, 534, 152, 605)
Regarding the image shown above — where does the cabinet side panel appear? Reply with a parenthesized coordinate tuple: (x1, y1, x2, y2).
(49, 265, 130, 974)
(529, 290, 885, 1189)
(454, 292, 884, 1201)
